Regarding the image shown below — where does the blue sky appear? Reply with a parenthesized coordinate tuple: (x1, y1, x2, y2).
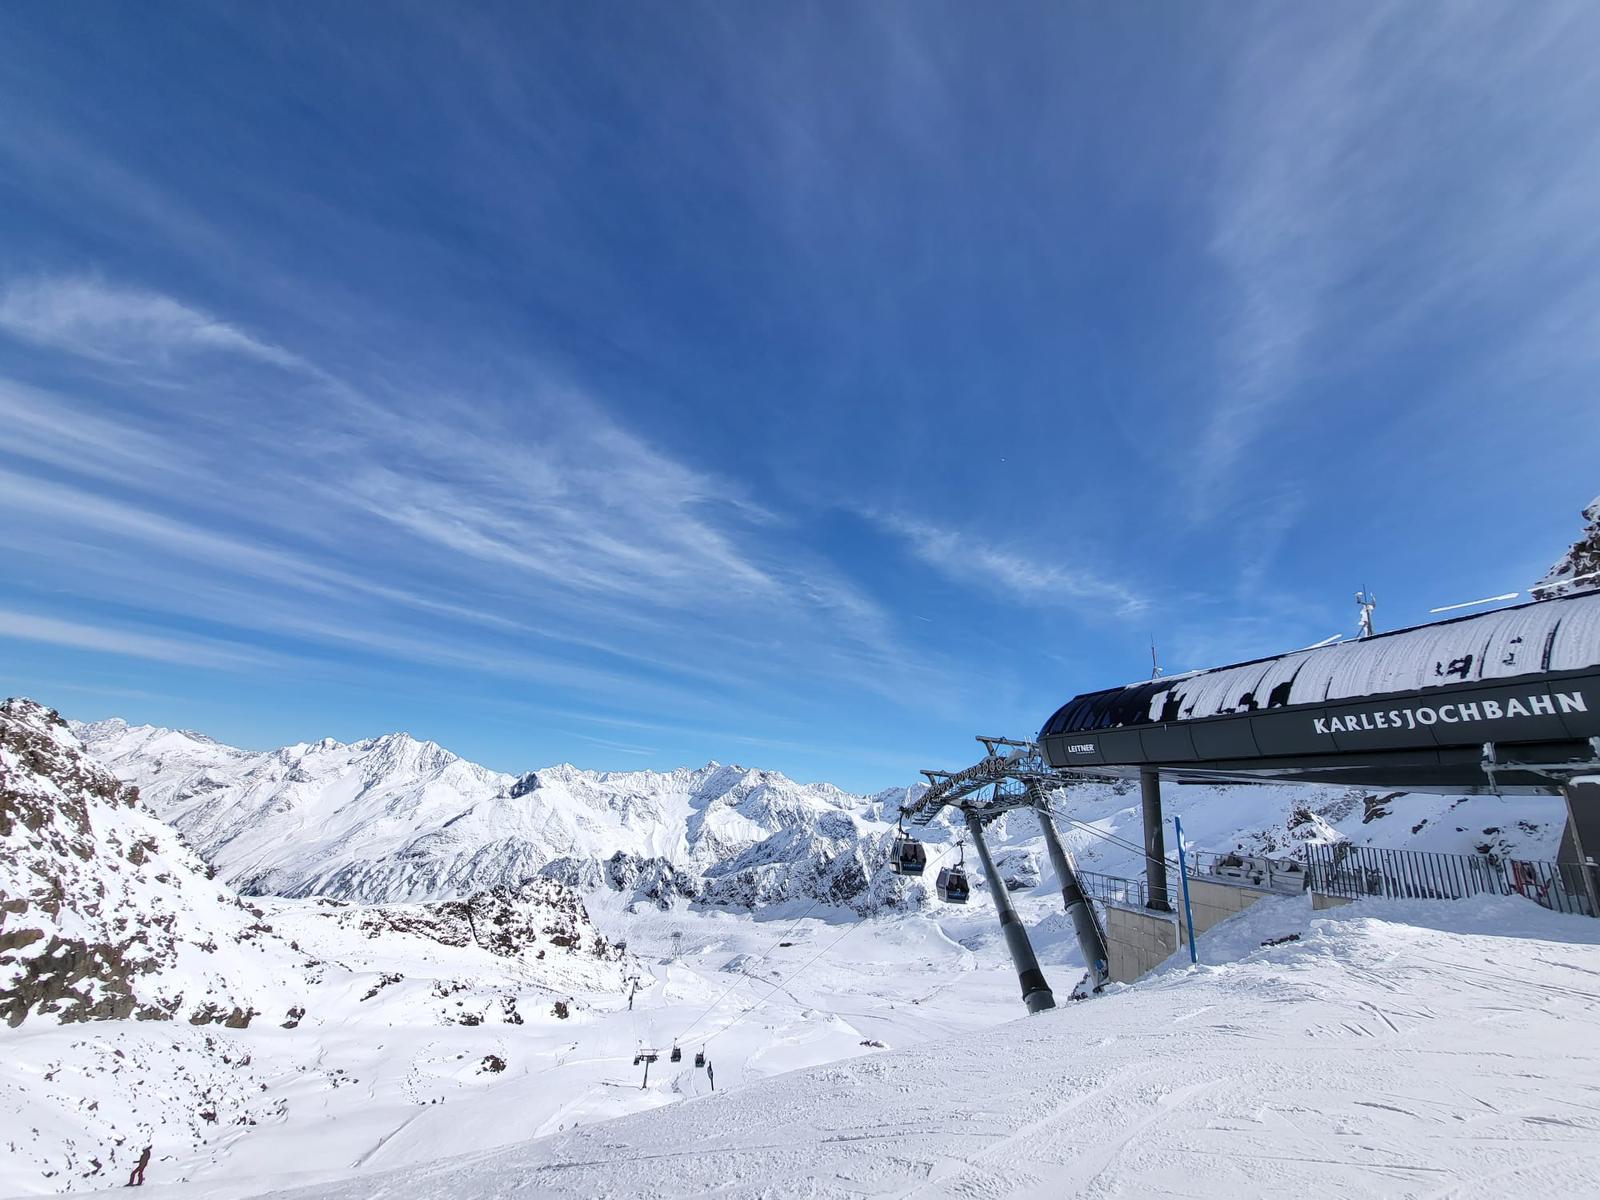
(1, 2, 1596, 790)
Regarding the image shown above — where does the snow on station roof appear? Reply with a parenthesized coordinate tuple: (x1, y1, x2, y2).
(1042, 589, 1600, 738)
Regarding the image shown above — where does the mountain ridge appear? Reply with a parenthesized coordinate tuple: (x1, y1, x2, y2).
(71, 716, 927, 912)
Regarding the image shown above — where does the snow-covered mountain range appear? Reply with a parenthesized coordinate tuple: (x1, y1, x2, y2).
(72, 719, 926, 912)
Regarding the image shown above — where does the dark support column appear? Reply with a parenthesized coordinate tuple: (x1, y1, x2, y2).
(1141, 768, 1172, 912)
(1559, 779, 1600, 917)
(966, 810, 1055, 1014)
(1036, 804, 1110, 991)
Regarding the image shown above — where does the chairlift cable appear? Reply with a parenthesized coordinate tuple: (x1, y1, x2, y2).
(668, 816, 928, 1039)
(674, 838, 962, 1049)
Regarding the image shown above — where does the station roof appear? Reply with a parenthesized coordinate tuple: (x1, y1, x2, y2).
(1043, 590, 1600, 737)
(1037, 590, 1600, 792)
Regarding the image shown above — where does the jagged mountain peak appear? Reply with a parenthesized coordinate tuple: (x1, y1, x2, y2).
(1534, 493, 1600, 598)
(74, 716, 921, 911)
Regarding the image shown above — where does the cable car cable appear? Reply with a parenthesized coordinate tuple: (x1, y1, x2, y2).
(668, 824, 934, 1044)
(685, 840, 964, 1051)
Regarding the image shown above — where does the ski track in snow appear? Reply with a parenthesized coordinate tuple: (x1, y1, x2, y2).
(0, 896, 1037, 1198)
(47, 896, 1600, 1200)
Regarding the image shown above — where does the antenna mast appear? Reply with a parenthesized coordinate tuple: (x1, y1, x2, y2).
(1355, 589, 1377, 639)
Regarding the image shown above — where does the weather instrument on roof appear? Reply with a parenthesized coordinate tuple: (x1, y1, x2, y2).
(1355, 589, 1377, 638)
(935, 841, 970, 903)
(889, 814, 927, 876)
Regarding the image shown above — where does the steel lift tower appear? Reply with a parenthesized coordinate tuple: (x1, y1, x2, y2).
(900, 737, 1111, 1014)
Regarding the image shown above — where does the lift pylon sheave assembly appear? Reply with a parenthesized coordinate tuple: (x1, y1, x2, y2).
(901, 736, 1111, 1007)
(634, 1046, 661, 1088)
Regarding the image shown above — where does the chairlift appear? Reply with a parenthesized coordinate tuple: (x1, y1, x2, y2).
(936, 840, 969, 903)
(694, 1049, 706, 1068)
(889, 812, 927, 876)
(670, 1044, 682, 1063)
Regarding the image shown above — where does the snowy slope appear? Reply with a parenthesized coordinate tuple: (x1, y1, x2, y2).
(1, 894, 1038, 1196)
(227, 896, 1600, 1200)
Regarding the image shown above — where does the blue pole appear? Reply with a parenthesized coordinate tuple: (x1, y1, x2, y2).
(1174, 815, 1198, 965)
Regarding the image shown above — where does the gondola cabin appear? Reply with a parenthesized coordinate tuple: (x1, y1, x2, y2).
(935, 865, 969, 903)
(890, 834, 927, 875)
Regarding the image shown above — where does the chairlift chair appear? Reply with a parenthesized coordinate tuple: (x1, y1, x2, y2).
(670, 1044, 682, 1063)
(694, 1049, 706, 1068)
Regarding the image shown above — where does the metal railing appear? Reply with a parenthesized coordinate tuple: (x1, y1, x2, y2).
(1078, 869, 1149, 909)
(1185, 850, 1307, 895)
(1305, 843, 1594, 916)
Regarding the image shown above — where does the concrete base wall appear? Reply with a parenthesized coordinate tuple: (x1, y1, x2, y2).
(1175, 877, 1272, 945)
(1312, 891, 1354, 911)
(1104, 876, 1281, 983)
(1104, 904, 1178, 983)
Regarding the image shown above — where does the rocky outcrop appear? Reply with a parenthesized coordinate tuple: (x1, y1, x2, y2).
(1, 699, 302, 1028)
(1533, 495, 1600, 599)
(347, 879, 626, 961)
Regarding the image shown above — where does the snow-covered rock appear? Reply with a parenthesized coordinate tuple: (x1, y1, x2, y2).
(1533, 493, 1600, 598)
(0, 699, 305, 1029)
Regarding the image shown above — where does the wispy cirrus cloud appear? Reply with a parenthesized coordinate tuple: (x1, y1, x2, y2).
(0, 608, 266, 670)
(0, 379, 195, 481)
(868, 512, 1145, 616)
(0, 275, 306, 370)
(1194, 4, 1600, 519)
(0, 276, 932, 713)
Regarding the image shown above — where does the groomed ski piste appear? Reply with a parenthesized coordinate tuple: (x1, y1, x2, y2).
(48, 895, 1598, 1200)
